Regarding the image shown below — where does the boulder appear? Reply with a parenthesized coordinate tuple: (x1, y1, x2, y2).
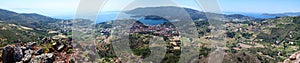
(2, 45, 15, 63)
(27, 42, 37, 50)
(35, 48, 44, 55)
(22, 49, 34, 62)
(30, 53, 54, 63)
(13, 46, 23, 62)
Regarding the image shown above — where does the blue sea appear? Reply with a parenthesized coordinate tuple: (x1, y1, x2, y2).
(96, 11, 132, 23)
(96, 11, 167, 25)
(56, 11, 277, 24)
(223, 12, 276, 19)
(95, 11, 278, 25)
(138, 18, 167, 25)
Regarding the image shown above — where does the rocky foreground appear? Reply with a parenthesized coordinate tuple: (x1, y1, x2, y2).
(1, 37, 75, 63)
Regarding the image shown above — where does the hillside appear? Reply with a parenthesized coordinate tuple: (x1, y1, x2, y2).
(0, 9, 78, 63)
(0, 9, 68, 30)
(126, 6, 255, 21)
(0, 22, 52, 45)
(0, 9, 72, 45)
(95, 13, 300, 62)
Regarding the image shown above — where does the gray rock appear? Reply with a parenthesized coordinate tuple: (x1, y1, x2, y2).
(57, 44, 65, 51)
(14, 46, 23, 62)
(22, 53, 32, 62)
(35, 48, 44, 55)
(30, 53, 54, 63)
(27, 42, 37, 50)
(2, 45, 15, 63)
(27, 42, 37, 47)
(22, 49, 34, 62)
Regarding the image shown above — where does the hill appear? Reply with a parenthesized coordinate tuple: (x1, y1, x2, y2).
(126, 6, 255, 21)
(0, 9, 68, 29)
(0, 9, 72, 44)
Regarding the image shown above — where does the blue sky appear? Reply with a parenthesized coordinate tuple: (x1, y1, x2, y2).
(219, 0, 300, 13)
(0, 0, 300, 18)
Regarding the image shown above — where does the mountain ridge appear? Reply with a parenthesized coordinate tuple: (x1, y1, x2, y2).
(0, 8, 68, 29)
(126, 6, 256, 21)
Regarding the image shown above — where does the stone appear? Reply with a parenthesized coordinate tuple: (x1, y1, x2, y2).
(2, 45, 15, 63)
(14, 46, 23, 62)
(22, 53, 32, 62)
(22, 49, 34, 62)
(57, 45, 65, 51)
(29, 53, 54, 63)
(35, 48, 44, 55)
(43, 53, 54, 63)
(27, 42, 37, 50)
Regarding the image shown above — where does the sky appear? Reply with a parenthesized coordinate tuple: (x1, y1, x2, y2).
(0, 0, 300, 18)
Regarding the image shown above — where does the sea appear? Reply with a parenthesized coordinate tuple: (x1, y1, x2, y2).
(223, 12, 277, 19)
(55, 11, 277, 25)
(96, 11, 167, 25)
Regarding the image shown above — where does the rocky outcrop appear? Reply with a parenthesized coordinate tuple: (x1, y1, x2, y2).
(2, 45, 14, 63)
(1, 38, 74, 63)
(13, 45, 23, 62)
(29, 53, 54, 63)
(284, 51, 300, 63)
